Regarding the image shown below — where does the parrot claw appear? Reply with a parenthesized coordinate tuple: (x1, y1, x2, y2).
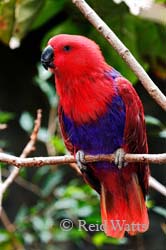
(76, 150, 87, 172)
(114, 148, 127, 169)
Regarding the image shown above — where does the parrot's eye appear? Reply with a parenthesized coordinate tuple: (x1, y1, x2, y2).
(63, 45, 72, 52)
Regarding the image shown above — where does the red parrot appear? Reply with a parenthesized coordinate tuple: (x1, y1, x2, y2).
(41, 34, 150, 238)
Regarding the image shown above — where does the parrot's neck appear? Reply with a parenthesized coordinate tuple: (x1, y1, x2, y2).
(55, 67, 116, 124)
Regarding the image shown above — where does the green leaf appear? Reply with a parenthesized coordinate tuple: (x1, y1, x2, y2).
(64, 185, 87, 200)
(156, 0, 166, 4)
(0, 140, 8, 149)
(0, 230, 23, 249)
(136, 20, 166, 60)
(53, 229, 71, 242)
(145, 115, 163, 127)
(42, 171, 63, 197)
(0, 163, 7, 169)
(38, 127, 50, 143)
(32, 216, 45, 231)
(19, 112, 34, 133)
(15, 205, 28, 224)
(54, 198, 77, 210)
(0, 0, 44, 45)
(152, 206, 166, 218)
(37, 63, 52, 81)
(159, 129, 166, 138)
(12, 0, 44, 41)
(0, 111, 14, 123)
(23, 232, 35, 245)
(92, 232, 108, 247)
(92, 232, 127, 246)
(39, 230, 52, 243)
(32, 0, 66, 30)
(51, 136, 65, 154)
(0, 230, 10, 243)
(33, 166, 50, 182)
(69, 228, 87, 240)
(76, 206, 92, 217)
(146, 199, 155, 209)
(0, 0, 15, 44)
(35, 64, 57, 107)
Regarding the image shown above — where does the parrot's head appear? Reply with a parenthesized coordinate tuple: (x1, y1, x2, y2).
(41, 34, 106, 78)
(41, 34, 115, 123)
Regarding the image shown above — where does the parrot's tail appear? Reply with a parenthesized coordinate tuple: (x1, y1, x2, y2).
(99, 169, 149, 238)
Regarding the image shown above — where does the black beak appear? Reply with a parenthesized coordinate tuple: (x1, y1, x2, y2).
(41, 45, 54, 70)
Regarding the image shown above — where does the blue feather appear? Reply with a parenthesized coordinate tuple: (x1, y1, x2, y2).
(62, 95, 126, 169)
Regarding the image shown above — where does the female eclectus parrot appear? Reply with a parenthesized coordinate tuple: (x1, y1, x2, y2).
(41, 34, 149, 238)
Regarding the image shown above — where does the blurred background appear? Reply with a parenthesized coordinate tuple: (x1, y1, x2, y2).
(0, 0, 166, 249)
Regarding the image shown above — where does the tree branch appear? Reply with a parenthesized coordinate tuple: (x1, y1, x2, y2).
(0, 208, 16, 232)
(2, 169, 42, 197)
(0, 152, 165, 197)
(0, 109, 42, 215)
(72, 0, 166, 111)
(149, 176, 166, 197)
(0, 152, 166, 167)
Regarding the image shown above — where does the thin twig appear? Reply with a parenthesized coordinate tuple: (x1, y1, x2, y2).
(0, 208, 16, 232)
(72, 0, 166, 110)
(149, 176, 166, 197)
(0, 109, 42, 215)
(2, 169, 41, 197)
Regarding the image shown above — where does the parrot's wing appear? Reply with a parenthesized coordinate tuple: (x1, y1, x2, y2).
(116, 77, 148, 154)
(58, 104, 101, 194)
(58, 105, 75, 154)
(116, 76, 150, 195)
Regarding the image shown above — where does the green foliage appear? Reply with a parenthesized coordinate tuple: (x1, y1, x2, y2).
(146, 198, 155, 209)
(156, 0, 166, 3)
(0, 0, 66, 44)
(0, 0, 43, 44)
(92, 232, 127, 247)
(19, 111, 34, 133)
(145, 115, 164, 128)
(152, 206, 166, 218)
(31, 0, 66, 30)
(0, 111, 14, 149)
(0, 0, 166, 81)
(40, 0, 165, 82)
(0, 230, 23, 250)
(41, 169, 64, 197)
(51, 135, 66, 154)
(9, 177, 127, 248)
(0, 0, 15, 44)
(145, 115, 166, 138)
(0, 111, 14, 124)
(35, 64, 57, 108)
(136, 21, 166, 70)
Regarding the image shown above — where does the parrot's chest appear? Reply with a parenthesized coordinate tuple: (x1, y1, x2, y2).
(61, 95, 126, 156)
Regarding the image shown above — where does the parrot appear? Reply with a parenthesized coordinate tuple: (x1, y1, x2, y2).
(41, 34, 150, 238)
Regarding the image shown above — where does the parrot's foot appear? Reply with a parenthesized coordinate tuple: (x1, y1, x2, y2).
(76, 150, 87, 172)
(114, 148, 127, 169)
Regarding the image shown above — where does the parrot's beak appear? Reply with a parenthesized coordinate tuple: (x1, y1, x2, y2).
(41, 45, 54, 70)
